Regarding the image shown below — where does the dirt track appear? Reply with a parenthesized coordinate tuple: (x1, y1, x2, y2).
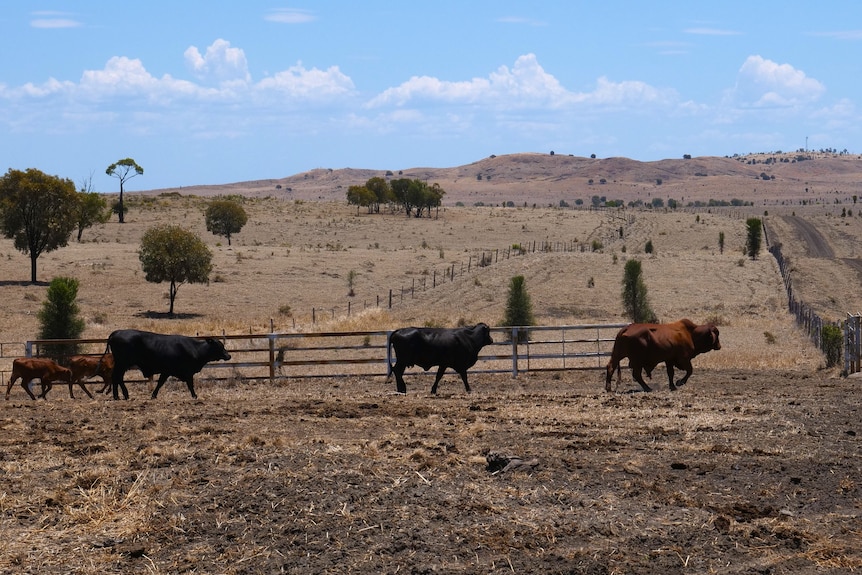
(779, 216, 835, 258)
(1, 369, 859, 574)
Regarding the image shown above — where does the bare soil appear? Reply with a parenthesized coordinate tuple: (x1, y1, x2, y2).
(1, 369, 859, 574)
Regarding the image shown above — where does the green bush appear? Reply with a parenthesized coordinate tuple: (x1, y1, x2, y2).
(821, 324, 842, 368)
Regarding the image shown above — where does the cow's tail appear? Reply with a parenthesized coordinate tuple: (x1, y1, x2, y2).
(94, 337, 111, 376)
(386, 332, 395, 381)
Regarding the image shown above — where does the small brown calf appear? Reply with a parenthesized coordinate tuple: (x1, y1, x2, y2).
(5, 358, 74, 401)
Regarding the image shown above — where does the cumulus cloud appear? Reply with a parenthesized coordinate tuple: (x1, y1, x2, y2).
(366, 53, 675, 111)
(256, 61, 355, 100)
(734, 55, 825, 107)
(184, 39, 251, 85)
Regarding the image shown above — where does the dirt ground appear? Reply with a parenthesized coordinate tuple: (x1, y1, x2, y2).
(1, 368, 859, 574)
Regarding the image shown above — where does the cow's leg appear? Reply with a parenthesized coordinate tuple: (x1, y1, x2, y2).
(4, 375, 19, 400)
(666, 363, 677, 391)
(37, 380, 52, 400)
(74, 380, 94, 399)
(112, 369, 129, 400)
(631, 363, 652, 392)
(183, 377, 198, 400)
(673, 359, 694, 388)
(151, 374, 170, 399)
(22, 378, 38, 401)
(457, 369, 471, 393)
(392, 362, 407, 394)
(605, 360, 617, 392)
(430, 365, 447, 394)
(97, 378, 111, 394)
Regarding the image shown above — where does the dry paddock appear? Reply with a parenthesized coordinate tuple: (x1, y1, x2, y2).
(0, 367, 860, 574)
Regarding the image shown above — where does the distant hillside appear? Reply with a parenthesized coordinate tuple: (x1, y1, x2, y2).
(145, 152, 862, 207)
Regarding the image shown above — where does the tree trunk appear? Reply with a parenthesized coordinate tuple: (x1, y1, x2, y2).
(169, 279, 176, 316)
(30, 253, 38, 284)
(118, 182, 125, 224)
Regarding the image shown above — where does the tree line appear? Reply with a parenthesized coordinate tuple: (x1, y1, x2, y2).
(347, 176, 445, 217)
(0, 165, 249, 316)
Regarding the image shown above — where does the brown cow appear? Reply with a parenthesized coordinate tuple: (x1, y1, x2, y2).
(4, 358, 73, 400)
(605, 319, 721, 392)
(66, 354, 116, 398)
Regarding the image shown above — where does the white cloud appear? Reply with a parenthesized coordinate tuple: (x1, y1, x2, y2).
(30, 11, 82, 29)
(255, 61, 355, 100)
(185, 39, 251, 85)
(366, 54, 675, 112)
(808, 30, 862, 41)
(684, 27, 740, 36)
(265, 9, 316, 24)
(497, 16, 548, 27)
(734, 55, 825, 107)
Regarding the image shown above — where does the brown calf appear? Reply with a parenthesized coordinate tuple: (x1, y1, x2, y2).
(5, 358, 74, 400)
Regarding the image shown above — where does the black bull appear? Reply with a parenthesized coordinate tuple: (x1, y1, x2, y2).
(388, 323, 493, 394)
(104, 329, 231, 400)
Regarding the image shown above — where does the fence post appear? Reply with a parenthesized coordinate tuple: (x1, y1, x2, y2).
(511, 327, 519, 378)
(268, 334, 276, 383)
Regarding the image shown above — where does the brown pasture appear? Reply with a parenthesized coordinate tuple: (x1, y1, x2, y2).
(1, 153, 861, 573)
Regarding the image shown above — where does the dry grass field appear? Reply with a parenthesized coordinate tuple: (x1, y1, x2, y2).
(1, 153, 861, 573)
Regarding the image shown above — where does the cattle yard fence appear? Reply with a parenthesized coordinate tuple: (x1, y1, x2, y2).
(0, 324, 626, 392)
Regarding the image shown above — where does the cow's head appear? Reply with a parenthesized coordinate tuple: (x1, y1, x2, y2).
(475, 323, 493, 346)
(206, 338, 232, 361)
(694, 324, 721, 353)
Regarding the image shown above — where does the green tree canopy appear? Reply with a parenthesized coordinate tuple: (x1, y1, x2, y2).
(139, 225, 213, 316)
(38, 276, 86, 358)
(745, 217, 763, 260)
(75, 191, 110, 241)
(621, 259, 655, 323)
(106, 158, 143, 223)
(347, 185, 376, 213)
(502, 275, 535, 342)
(205, 199, 248, 246)
(365, 177, 393, 213)
(0, 168, 78, 283)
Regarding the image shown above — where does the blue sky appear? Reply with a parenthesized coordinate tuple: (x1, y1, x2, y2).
(1, 2, 859, 191)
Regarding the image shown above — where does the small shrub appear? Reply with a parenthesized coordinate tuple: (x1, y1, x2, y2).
(278, 304, 292, 317)
(821, 324, 842, 368)
(763, 331, 776, 345)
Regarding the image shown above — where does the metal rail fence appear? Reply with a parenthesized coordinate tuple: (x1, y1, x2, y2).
(2, 324, 626, 391)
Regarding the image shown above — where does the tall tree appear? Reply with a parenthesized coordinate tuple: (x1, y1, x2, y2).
(0, 168, 78, 283)
(204, 199, 248, 246)
(38, 276, 86, 358)
(621, 259, 655, 323)
(106, 158, 143, 223)
(75, 192, 110, 241)
(364, 177, 392, 213)
(745, 218, 762, 260)
(346, 185, 376, 213)
(502, 275, 535, 342)
(139, 225, 213, 316)
(76, 172, 110, 241)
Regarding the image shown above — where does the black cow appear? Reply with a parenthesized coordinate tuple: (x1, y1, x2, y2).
(104, 329, 231, 400)
(388, 323, 493, 394)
